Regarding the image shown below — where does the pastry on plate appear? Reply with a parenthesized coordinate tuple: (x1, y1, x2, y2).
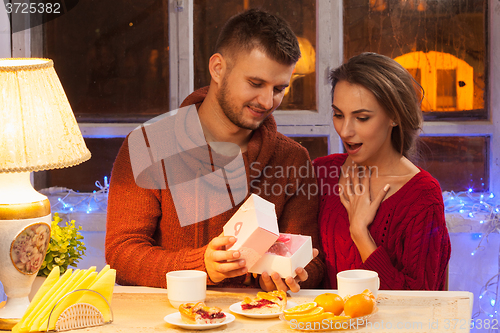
(179, 302, 226, 324)
(241, 290, 287, 314)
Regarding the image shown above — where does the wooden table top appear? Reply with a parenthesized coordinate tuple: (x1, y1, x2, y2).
(74, 287, 473, 333)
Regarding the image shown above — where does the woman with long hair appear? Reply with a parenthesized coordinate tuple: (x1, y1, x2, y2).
(314, 52, 451, 290)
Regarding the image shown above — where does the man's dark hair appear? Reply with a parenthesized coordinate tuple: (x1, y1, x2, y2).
(214, 9, 301, 66)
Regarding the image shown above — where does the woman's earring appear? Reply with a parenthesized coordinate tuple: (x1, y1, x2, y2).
(392, 122, 397, 126)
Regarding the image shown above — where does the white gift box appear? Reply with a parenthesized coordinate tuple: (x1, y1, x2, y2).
(223, 194, 314, 277)
(249, 233, 313, 278)
(223, 194, 279, 269)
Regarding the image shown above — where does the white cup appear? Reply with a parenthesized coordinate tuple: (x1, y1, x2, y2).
(166, 270, 207, 309)
(337, 269, 380, 299)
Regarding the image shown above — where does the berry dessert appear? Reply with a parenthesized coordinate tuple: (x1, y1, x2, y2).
(266, 234, 293, 257)
(179, 302, 226, 324)
(241, 290, 287, 314)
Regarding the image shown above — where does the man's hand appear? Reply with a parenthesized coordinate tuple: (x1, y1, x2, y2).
(204, 234, 248, 283)
(258, 248, 319, 292)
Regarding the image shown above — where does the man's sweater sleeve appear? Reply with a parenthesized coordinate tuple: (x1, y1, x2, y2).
(105, 139, 210, 288)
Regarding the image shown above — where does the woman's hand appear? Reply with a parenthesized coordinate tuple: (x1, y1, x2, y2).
(340, 166, 389, 261)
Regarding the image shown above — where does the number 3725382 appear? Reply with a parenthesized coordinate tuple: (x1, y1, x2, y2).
(5, 2, 61, 14)
(444, 319, 498, 330)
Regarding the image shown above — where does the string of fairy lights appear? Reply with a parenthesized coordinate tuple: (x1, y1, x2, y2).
(443, 189, 499, 320)
(39, 177, 109, 214)
(40, 181, 499, 319)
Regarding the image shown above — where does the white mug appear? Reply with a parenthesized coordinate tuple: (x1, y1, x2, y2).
(166, 270, 207, 309)
(337, 269, 379, 299)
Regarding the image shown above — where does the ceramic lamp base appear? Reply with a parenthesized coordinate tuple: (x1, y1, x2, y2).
(0, 204, 51, 321)
(0, 317, 19, 330)
(0, 296, 30, 318)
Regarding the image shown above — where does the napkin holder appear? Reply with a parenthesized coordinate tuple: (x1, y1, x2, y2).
(46, 289, 113, 332)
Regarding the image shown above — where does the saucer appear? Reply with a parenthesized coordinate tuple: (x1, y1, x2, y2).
(164, 312, 235, 330)
(229, 301, 298, 319)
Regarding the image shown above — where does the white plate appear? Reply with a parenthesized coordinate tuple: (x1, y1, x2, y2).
(164, 312, 235, 330)
(229, 301, 298, 319)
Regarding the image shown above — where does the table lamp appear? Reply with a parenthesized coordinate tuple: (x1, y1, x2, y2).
(0, 58, 91, 328)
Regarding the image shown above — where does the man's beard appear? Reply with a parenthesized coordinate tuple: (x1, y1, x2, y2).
(216, 76, 268, 131)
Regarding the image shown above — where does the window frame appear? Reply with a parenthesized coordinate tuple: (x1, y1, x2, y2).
(0, 2, 10, 58)
(4, 0, 499, 193)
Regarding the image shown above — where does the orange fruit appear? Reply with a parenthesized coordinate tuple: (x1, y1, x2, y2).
(284, 306, 324, 321)
(343, 290, 375, 318)
(314, 293, 344, 315)
(295, 312, 350, 323)
(294, 311, 331, 323)
(283, 302, 317, 315)
(361, 289, 376, 301)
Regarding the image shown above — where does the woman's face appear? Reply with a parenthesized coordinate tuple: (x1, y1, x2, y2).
(332, 80, 396, 166)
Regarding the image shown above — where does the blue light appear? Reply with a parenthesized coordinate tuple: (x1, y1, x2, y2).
(451, 197, 455, 200)
(480, 220, 484, 224)
(459, 209, 464, 214)
(471, 252, 475, 256)
(480, 194, 484, 199)
(58, 198, 62, 202)
(496, 208, 499, 213)
(69, 207, 73, 212)
(490, 193, 495, 199)
(471, 233, 482, 240)
(468, 212, 474, 218)
(468, 188, 473, 193)
(492, 299, 496, 307)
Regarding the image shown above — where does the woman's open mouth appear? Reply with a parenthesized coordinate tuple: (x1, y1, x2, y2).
(345, 142, 362, 154)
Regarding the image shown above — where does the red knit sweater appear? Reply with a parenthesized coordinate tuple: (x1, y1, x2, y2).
(313, 154, 451, 290)
(105, 87, 325, 289)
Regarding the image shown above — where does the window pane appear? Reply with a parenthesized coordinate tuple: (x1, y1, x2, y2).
(344, 0, 485, 120)
(44, 1, 169, 121)
(35, 138, 125, 192)
(289, 136, 329, 161)
(193, 1, 316, 111)
(415, 136, 488, 192)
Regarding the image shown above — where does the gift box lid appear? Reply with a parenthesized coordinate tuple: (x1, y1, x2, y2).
(223, 194, 279, 267)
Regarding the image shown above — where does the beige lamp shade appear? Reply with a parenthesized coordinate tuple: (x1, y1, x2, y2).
(0, 58, 90, 172)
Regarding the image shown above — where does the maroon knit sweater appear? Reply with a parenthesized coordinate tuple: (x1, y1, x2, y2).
(313, 154, 451, 290)
(105, 87, 325, 289)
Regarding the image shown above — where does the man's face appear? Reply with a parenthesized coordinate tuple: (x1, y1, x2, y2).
(216, 48, 295, 130)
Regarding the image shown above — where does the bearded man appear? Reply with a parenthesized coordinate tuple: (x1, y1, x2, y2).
(106, 9, 324, 292)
